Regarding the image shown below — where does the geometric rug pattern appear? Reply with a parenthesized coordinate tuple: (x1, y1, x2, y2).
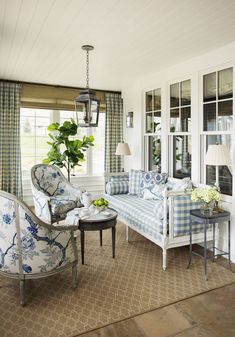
(0, 222, 235, 337)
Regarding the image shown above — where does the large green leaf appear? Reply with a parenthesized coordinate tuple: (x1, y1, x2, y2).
(43, 119, 94, 179)
(48, 122, 59, 131)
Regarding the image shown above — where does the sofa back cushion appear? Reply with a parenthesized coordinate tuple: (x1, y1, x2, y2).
(167, 177, 192, 191)
(106, 181, 129, 195)
(129, 169, 143, 195)
(139, 171, 168, 198)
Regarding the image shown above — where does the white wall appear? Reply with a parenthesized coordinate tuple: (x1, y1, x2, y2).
(122, 41, 235, 262)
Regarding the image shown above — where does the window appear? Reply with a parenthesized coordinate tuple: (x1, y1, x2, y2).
(144, 88, 162, 172)
(20, 109, 105, 179)
(21, 108, 52, 178)
(203, 68, 233, 131)
(170, 80, 191, 133)
(169, 80, 191, 178)
(201, 67, 233, 196)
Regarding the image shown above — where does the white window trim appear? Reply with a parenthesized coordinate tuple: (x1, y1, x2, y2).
(143, 86, 162, 171)
(199, 63, 234, 202)
(167, 78, 192, 178)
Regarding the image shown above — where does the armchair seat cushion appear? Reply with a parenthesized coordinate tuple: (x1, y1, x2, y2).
(50, 196, 78, 215)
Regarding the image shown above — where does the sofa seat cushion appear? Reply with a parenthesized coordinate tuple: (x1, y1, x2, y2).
(50, 196, 78, 215)
(105, 194, 164, 234)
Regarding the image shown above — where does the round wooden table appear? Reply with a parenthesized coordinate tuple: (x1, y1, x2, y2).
(78, 208, 118, 265)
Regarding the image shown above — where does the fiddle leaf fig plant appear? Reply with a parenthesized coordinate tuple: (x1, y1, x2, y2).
(43, 119, 94, 181)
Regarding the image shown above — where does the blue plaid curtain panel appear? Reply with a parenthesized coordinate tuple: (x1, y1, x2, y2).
(105, 92, 123, 173)
(0, 81, 22, 197)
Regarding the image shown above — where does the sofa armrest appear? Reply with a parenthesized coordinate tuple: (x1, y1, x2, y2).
(165, 189, 192, 197)
(162, 190, 170, 237)
(104, 172, 129, 193)
(104, 171, 129, 179)
(106, 181, 129, 195)
(166, 189, 202, 238)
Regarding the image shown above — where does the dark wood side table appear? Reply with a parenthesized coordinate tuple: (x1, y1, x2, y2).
(188, 209, 232, 280)
(78, 208, 118, 265)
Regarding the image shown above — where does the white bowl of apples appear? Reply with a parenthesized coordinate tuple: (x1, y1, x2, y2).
(92, 197, 109, 212)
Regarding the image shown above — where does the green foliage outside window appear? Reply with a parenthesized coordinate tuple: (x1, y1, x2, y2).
(43, 119, 94, 181)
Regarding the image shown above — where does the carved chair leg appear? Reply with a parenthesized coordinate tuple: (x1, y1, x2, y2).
(72, 263, 78, 289)
(20, 279, 26, 306)
(162, 249, 167, 271)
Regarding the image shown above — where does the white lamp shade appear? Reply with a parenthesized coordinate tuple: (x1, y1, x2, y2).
(115, 142, 131, 156)
(205, 144, 231, 166)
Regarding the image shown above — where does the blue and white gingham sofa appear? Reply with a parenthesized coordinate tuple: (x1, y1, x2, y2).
(105, 173, 212, 270)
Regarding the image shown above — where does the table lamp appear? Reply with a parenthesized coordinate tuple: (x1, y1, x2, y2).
(115, 142, 131, 172)
(205, 143, 231, 190)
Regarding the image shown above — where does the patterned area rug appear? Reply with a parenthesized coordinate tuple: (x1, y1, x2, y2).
(0, 222, 235, 337)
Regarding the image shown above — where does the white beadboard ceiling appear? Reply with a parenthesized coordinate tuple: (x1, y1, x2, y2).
(0, 0, 235, 91)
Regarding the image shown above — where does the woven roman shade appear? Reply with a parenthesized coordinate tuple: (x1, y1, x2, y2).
(21, 83, 106, 111)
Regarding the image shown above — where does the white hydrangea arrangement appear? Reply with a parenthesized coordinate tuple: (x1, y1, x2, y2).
(191, 187, 221, 204)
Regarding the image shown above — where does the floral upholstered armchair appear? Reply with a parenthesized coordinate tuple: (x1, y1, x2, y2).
(0, 190, 79, 305)
(31, 164, 82, 224)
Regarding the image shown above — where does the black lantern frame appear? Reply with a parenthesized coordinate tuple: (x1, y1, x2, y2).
(75, 45, 100, 127)
(75, 89, 99, 127)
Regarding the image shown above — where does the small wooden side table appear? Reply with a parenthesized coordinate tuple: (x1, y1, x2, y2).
(188, 209, 232, 280)
(78, 208, 118, 265)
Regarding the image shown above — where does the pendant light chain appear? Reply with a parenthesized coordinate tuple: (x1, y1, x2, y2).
(75, 44, 99, 127)
(86, 49, 89, 89)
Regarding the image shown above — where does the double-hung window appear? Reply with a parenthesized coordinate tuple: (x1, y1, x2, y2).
(144, 88, 162, 172)
(201, 67, 233, 196)
(169, 79, 191, 178)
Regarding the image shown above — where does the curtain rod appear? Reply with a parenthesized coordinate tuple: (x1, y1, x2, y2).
(0, 79, 121, 94)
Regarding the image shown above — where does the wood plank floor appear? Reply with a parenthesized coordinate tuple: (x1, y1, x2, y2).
(77, 283, 235, 337)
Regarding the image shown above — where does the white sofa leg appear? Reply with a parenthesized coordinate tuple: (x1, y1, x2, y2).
(126, 225, 129, 242)
(162, 249, 167, 271)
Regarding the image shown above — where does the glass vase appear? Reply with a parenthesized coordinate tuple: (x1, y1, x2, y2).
(200, 201, 214, 216)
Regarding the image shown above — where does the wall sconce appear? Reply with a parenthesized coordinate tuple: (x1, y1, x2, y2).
(126, 111, 133, 128)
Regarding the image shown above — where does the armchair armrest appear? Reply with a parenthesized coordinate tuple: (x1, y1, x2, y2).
(50, 222, 79, 232)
